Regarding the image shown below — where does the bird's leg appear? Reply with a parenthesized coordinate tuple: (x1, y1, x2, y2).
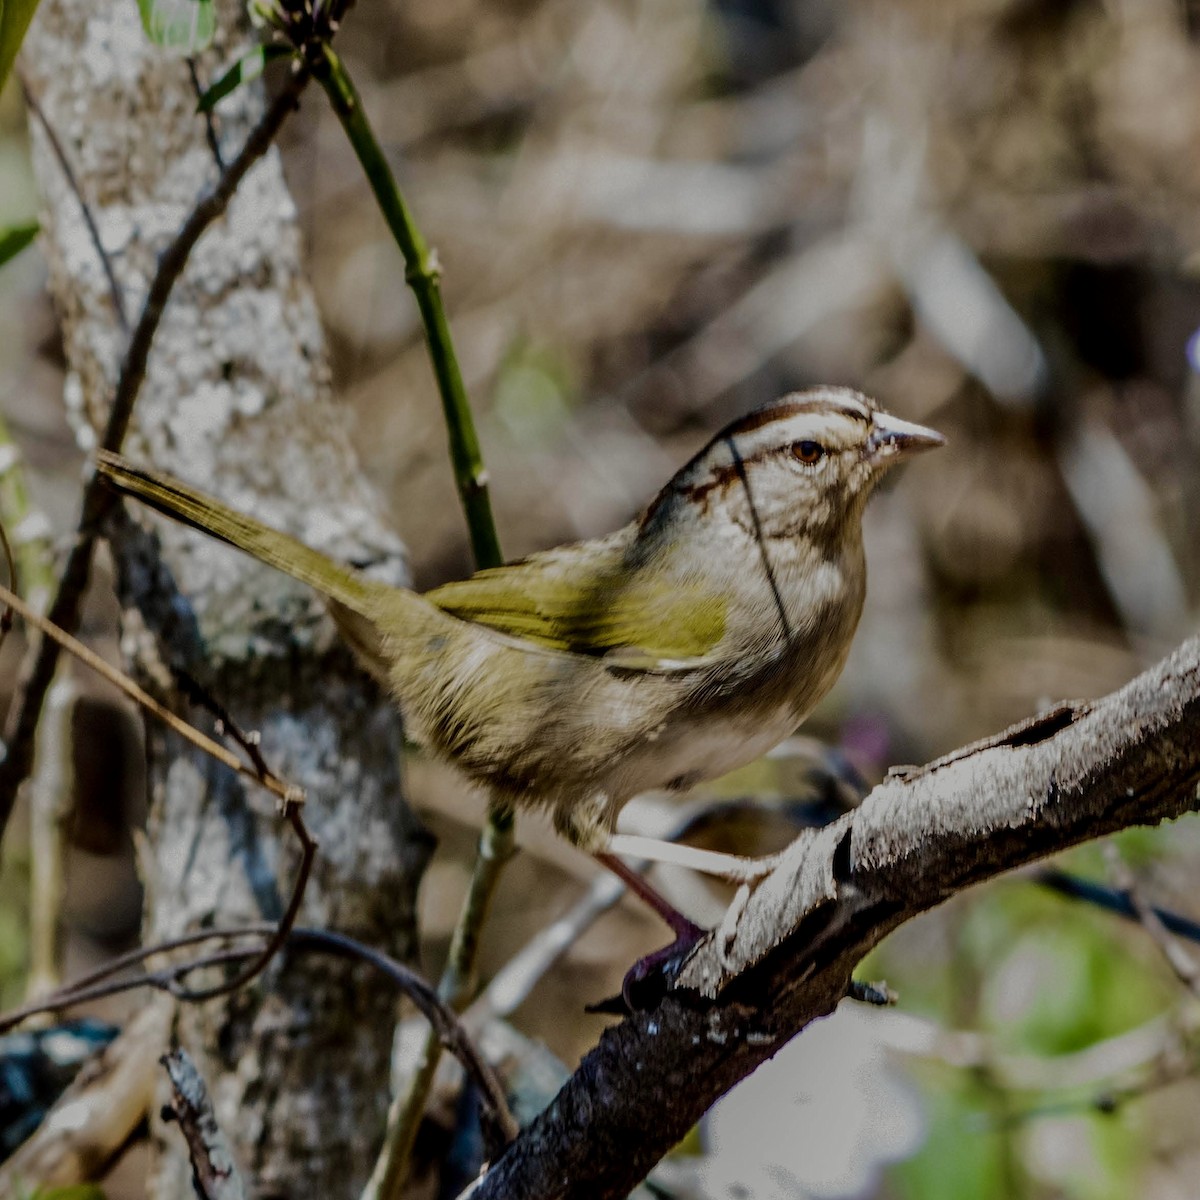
(606, 833, 785, 883)
(604, 835, 789, 977)
(593, 851, 707, 1007)
(593, 838, 787, 1007)
(593, 851, 705, 938)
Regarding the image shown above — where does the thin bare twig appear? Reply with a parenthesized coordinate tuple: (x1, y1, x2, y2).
(0, 64, 311, 849)
(169, 804, 316, 1002)
(881, 1005, 1185, 1093)
(0, 580, 303, 809)
(0, 945, 260, 1025)
(169, 663, 278, 782)
(995, 1043, 1200, 1127)
(132, 633, 323, 1002)
(0, 927, 268, 1034)
(19, 68, 130, 333)
(1035, 866, 1200, 946)
(1105, 844, 1200, 996)
(162, 1048, 247, 1200)
(187, 58, 227, 171)
(0, 578, 318, 1002)
(0, 923, 519, 1156)
(287, 928, 519, 1156)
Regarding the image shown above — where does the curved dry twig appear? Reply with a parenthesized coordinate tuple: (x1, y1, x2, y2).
(167, 804, 317, 1003)
(162, 1048, 247, 1199)
(19, 67, 130, 333)
(0, 923, 518, 1156)
(0, 578, 316, 1001)
(287, 928, 520, 1155)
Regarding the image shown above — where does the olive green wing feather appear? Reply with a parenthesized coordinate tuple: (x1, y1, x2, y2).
(425, 541, 727, 664)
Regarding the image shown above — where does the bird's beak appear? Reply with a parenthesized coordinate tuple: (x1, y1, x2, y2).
(867, 412, 945, 463)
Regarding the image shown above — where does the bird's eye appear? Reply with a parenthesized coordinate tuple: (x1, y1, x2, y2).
(791, 440, 825, 465)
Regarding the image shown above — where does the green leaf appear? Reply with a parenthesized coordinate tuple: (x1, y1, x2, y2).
(0, 220, 37, 269)
(198, 43, 291, 112)
(889, 1086, 1014, 1200)
(136, 0, 215, 53)
(0, 0, 42, 97)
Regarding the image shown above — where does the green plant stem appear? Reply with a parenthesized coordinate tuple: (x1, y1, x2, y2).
(313, 45, 516, 1200)
(0, 412, 64, 1004)
(366, 810, 515, 1200)
(315, 44, 502, 568)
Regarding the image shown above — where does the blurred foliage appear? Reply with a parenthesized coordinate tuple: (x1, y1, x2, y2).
(0, 222, 37, 270)
(196, 43, 291, 112)
(0, 0, 39, 97)
(135, 0, 214, 53)
(894, 1071, 1144, 1200)
(875, 832, 1187, 1198)
(0, 840, 28, 1010)
(892, 1085, 1026, 1200)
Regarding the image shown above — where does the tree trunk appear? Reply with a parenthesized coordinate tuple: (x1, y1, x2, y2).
(22, 2, 431, 1193)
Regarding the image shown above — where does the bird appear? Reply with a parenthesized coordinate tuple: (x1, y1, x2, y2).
(97, 387, 943, 978)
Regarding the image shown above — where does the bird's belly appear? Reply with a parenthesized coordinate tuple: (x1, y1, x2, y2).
(611, 700, 800, 800)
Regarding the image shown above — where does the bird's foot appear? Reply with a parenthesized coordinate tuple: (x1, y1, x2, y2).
(622, 918, 709, 1010)
(588, 850, 711, 1012)
(587, 917, 709, 1015)
(589, 839, 787, 1010)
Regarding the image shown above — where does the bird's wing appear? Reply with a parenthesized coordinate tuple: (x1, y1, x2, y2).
(424, 538, 727, 665)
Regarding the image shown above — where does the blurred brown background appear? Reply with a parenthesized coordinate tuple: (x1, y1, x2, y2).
(3, 0, 1200, 1196)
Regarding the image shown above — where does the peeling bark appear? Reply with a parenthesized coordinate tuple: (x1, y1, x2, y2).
(474, 638, 1200, 1200)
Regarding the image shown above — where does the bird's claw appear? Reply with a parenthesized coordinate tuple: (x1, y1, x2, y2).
(716, 882, 752, 970)
(595, 920, 709, 1014)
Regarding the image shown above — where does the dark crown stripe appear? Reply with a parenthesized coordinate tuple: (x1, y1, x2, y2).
(729, 392, 872, 438)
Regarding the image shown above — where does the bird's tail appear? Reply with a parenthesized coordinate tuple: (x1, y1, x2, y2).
(95, 450, 385, 620)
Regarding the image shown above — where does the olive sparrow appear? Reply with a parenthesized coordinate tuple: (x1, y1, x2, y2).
(97, 387, 941, 957)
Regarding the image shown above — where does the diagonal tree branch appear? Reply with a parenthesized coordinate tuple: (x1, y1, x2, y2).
(0, 63, 309, 845)
(472, 635, 1200, 1200)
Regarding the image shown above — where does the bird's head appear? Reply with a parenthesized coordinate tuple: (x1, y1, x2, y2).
(641, 387, 944, 550)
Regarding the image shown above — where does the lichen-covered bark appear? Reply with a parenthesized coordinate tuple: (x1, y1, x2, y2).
(23, 2, 431, 1195)
(474, 637, 1200, 1200)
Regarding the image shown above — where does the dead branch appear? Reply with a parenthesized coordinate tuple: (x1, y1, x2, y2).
(161, 1048, 247, 1200)
(0, 1002, 169, 1194)
(472, 635, 1200, 1200)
